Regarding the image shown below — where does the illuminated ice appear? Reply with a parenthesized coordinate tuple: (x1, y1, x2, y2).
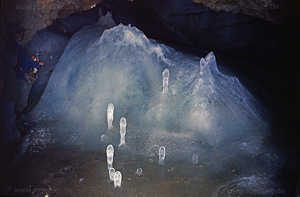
(114, 171, 122, 188)
(106, 144, 114, 169)
(28, 17, 286, 193)
(158, 146, 166, 165)
(162, 68, 169, 94)
(109, 168, 115, 181)
(119, 117, 126, 146)
(31, 21, 268, 156)
(107, 103, 114, 130)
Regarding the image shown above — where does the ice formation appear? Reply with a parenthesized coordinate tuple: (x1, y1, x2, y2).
(136, 167, 143, 177)
(119, 117, 126, 146)
(158, 146, 166, 165)
(162, 68, 169, 94)
(192, 154, 198, 164)
(107, 103, 114, 130)
(30, 13, 270, 158)
(29, 13, 285, 192)
(109, 168, 115, 181)
(106, 144, 114, 169)
(114, 171, 122, 188)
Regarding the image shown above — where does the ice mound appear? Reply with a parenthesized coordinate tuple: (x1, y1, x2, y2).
(30, 16, 268, 157)
(26, 13, 289, 195)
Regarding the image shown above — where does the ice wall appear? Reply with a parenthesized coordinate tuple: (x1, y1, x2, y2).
(31, 13, 268, 155)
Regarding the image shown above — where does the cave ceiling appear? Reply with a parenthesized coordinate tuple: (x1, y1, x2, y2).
(0, 0, 295, 45)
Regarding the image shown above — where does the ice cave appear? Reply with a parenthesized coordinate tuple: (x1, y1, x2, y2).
(0, 0, 299, 196)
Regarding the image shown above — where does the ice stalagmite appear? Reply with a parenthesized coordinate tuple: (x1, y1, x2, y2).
(114, 171, 122, 187)
(109, 168, 115, 181)
(136, 167, 143, 177)
(192, 154, 198, 164)
(107, 103, 114, 130)
(106, 144, 114, 169)
(119, 117, 126, 146)
(162, 68, 169, 94)
(159, 146, 166, 165)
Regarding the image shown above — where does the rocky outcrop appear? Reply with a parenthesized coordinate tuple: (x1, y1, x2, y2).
(1, 0, 102, 46)
(141, 0, 290, 61)
(191, 0, 287, 24)
(1, 0, 295, 47)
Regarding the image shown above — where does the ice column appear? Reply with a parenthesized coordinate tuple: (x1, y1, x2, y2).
(114, 171, 122, 187)
(106, 144, 114, 169)
(162, 69, 169, 94)
(119, 117, 126, 146)
(107, 103, 114, 130)
(109, 168, 115, 181)
(159, 146, 166, 165)
(192, 154, 198, 164)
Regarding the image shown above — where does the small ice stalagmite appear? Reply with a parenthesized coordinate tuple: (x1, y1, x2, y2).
(136, 167, 143, 177)
(106, 144, 114, 169)
(192, 154, 198, 164)
(109, 168, 115, 181)
(159, 146, 166, 165)
(162, 68, 169, 94)
(114, 171, 122, 187)
(107, 103, 114, 130)
(101, 134, 107, 142)
(119, 117, 126, 146)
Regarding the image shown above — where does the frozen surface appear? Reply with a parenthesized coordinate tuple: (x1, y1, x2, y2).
(28, 13, 288, 195)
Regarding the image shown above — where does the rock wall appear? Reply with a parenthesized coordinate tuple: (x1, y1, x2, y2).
(191, 0, 288, 24)
(0, 0, 102, 46)
(141, 0, 290, 64)
(1, 0, 295, 46)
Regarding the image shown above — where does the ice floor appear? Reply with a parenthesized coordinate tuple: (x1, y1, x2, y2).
(4, 13, 292, 196)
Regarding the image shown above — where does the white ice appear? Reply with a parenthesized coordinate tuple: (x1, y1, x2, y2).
(119, 117, 127, 146)
(106, 144, 114, 169)
(109, 168, 115, 181)
(107, 103, 114, 130)
(114, 171, 122, 188)
(158, 146, 166, 165)
(162, 68, 169, 94)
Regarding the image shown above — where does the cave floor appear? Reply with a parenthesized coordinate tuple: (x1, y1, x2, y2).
(2, 138, 221, 197)
(0, 120, 296, 197)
